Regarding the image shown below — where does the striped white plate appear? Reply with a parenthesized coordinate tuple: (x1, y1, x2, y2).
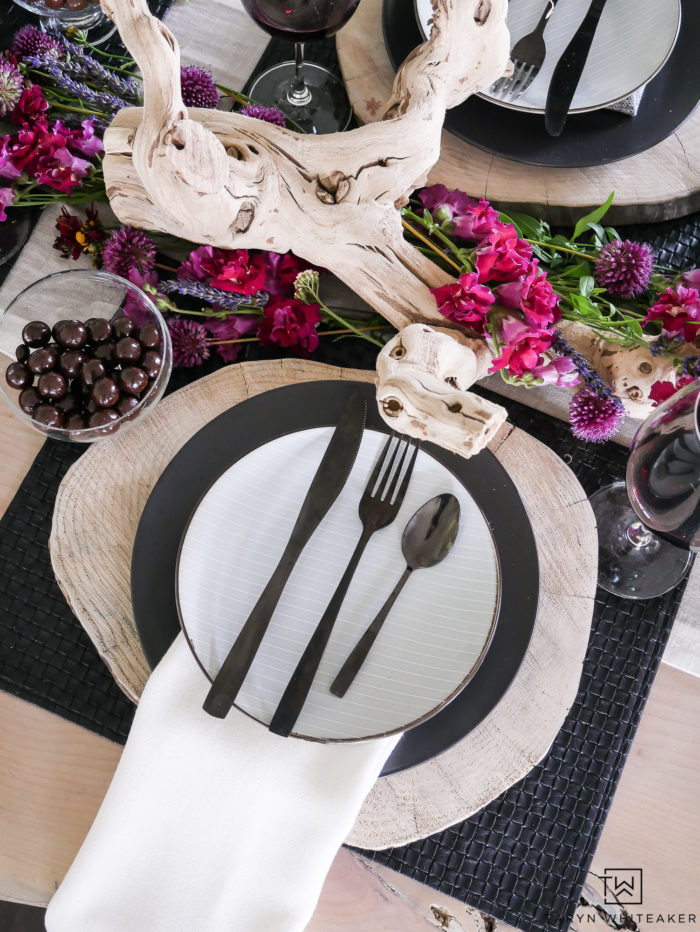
(414, 0, 681, 114)
(177, 428, 499, 742)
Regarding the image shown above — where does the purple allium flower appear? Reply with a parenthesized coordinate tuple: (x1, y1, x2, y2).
(169, 318, 210, 367)
(12, 25, 64, 61)
(0, 61, 23, 118)
(180, 66, 219, 109)
(240, 103, 286, 127)
(102, 225, 157, 279)
(594, 239, 654, 299)
(569, 388, 625, 443)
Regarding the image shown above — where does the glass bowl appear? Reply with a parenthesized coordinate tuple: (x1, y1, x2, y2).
(11, 0, 117, 44)
(0, 269, 172, 443)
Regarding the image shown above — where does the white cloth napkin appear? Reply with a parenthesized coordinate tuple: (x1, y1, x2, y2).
(45, 635, 400, 932)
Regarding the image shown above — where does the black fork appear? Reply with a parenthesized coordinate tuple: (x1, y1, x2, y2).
(268, 433, 420, 737)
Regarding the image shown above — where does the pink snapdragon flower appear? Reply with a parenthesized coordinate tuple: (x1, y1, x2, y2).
(644, 284, 700, 342)
(475, 224, 532, 282)
(531, 355, 580, 387)
(211, 249, 268, 296)
(0, 186, 15, 221)
(648, 375, 695, 406)
(431, 272, 495, 334)
(418, 185, 500, 241)
(489, 316, 555, 378)
(258, 297, 321, 356)
(494, 260, 561, 328)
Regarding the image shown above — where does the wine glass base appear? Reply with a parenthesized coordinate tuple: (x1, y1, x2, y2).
(590, 481, 694, 600)
(247, 61, 353, 134)
(0, 207, 33, 270)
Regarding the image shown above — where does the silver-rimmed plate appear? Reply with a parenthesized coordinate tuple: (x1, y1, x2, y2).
(414, 0, 681, 114)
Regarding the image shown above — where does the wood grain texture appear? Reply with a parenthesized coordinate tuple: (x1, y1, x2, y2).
(337, 0, 700, 225)
(49, 360, 597, 849)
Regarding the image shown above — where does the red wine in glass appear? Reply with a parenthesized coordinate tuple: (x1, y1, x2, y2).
(240, 0, 363, 134)
(591, 379, 700, 599)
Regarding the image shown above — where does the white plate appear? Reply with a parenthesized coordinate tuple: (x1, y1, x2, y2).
(177, 428, 499, 742)
(414, 0, 681, 114)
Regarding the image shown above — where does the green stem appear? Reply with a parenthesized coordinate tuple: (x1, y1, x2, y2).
(402, 208, 471, 266)
(319, 301, 385, 347)
(530, 239, 595, 261)
(401, 218, 462, 273)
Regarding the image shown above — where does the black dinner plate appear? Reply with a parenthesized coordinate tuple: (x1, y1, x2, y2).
(382, 0, 700, 167)
(131, 380, 539, 776)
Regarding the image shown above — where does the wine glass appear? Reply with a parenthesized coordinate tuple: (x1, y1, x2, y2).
(11, 0, 117, 46)
(590, 379, 700, 599)
(241, 0, 362, 134)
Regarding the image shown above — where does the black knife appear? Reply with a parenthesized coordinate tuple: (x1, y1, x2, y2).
(202, 390, 367, 718)
(544, 0, 609, 137)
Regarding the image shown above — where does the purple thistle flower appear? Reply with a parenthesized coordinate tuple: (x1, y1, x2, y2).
(569, 388, 626, 443)
(169, 318, 210, 367)
(180, 66, 219, 109)
(102, 226, 157, 278)
(0, 60, 23, 117)
(159, 278, 267, 311)
(594, 239, 654, 299)
(240, 103, 286, 127)
(12, 25, 64, 61)
(25, 55, 128, 116)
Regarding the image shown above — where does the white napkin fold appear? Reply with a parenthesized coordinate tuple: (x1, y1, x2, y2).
(45, 635, 399, 932)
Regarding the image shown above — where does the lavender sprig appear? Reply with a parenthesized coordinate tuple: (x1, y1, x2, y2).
(46, 40, 140, 103)
(552, 331, 622, 405)
(160, 279, 268, 312)
(24, 55, 128, 116)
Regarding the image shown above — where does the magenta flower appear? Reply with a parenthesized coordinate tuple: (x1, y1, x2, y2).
(169, 318, 211, 367)
(680, 268, 700, 288)
(11, 85, 49, 127)
(210, 250, 268, 297)
(102, 226, 157, 280)
(494, 260, 561, 328)
(263, 251, 316, 297)
(431, 272, 495, 334)
(531, 355, 580, 387)
(205, 314, 259, 363)
(594, 239, 654, 299)
(475, 224, 532, 283)
(180, 66, 219, 109)
(489, 316, 555, 378)
(0, 186, 16, 222)
(0, 60, 23, 118)
(644, 284, 700, 342)
(569, 388, 625, 443)
(177, 244, 230, 282)
(11, 25, 64, 61)
(418, 185, 499, 242)
(240, 103, 286, 127)
(67, 118, 103, 158)
(648, 375, 694, 406)
(258, 298, 321, 356)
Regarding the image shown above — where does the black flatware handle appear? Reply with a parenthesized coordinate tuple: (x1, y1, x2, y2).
(268, 529, 371, 736)
(544, 0, 609, 137)
(330, 566, 412, 699)
(202, 391, 366, 719)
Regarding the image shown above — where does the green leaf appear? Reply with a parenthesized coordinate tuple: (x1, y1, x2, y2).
(560, 261, 591, 279)
(605, 226, 621, 241)
(572, 192, 615, 241)
(496, 211, 523, 237)
(587, 222, 607, 246)
(579, 275, 595, 297)
(509, 212, 548, 241)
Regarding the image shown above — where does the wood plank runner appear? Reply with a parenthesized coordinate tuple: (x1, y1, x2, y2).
(336, 0, 700, 225)
(50, 359, 596, 848)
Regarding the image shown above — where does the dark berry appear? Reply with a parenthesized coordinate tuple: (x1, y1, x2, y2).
(65, 412, 88, 431)
(33, 404, 64, 429)
(141, 350, 162, 379)
(116, 394, 140, 416)
(119, 366, 148, 395)
(115, 336, 141, 364)
(85, 317, 112, 344)
(91, 377, 120, 408)
(56, 320, 88, 350)
(27, 347, 57, 375)
(111, 315, 135, 338)
(94, 342, 117, 369)
(138, 323, 161, 350)
(88, 408, 120, 434)
(18, 387, 42, 414)
(21, 321, 51, 348)
(15, 344, 30, 363)
(81, 358, 107, 389)
(52, 319, 76, 341)
(5, 362, 33, 390)
(38, 371, 68, 400)
(59, 350, 88, 379)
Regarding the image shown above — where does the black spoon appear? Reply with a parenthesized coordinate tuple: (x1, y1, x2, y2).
(330, 492, 461, 698)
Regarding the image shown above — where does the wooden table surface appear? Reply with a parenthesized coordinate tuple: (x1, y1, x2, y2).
(1, 393, 699, 929)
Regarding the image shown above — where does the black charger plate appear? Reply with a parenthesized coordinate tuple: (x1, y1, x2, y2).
(131, 380, 538, 776)
(383, 0, 700, 167)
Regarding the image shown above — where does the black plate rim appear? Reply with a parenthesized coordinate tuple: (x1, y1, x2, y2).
(131, 380, 539, 776)
(382, 0, 700, 168)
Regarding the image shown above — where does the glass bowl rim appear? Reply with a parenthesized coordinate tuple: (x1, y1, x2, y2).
(1, 267, 171, 441)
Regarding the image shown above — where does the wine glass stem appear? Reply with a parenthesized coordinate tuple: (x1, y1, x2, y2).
(286, 43, 313, 108)
(626, 520, 655, 549)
